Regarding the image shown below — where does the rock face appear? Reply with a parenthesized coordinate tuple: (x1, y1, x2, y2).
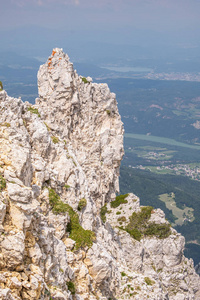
(0, 48, 199, 299)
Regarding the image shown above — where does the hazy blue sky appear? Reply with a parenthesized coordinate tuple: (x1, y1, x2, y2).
(1, 0, 200, 62)
(1, 0, 200, 32)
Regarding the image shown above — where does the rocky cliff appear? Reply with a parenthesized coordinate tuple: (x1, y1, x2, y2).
(0, 48, 199, 300)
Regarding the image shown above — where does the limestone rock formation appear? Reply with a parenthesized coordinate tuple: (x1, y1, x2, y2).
(0, 48, 199, 299)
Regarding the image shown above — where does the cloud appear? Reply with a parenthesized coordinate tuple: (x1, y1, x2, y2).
(73, 0, 79, 5)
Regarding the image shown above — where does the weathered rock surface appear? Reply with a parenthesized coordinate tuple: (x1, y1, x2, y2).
(0, 48, 199, 299)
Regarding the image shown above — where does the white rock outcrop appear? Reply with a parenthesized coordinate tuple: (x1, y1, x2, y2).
(0, 48, 199, 299)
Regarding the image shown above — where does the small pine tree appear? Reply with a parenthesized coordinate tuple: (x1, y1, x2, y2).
(0, 81, 3, 90)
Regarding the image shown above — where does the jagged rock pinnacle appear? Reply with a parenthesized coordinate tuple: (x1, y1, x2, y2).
(0, 49, 199, 299)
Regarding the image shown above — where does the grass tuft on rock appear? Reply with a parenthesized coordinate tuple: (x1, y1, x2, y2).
(0, 174, 6, 191)
(144, 277, 155, 286)
(82, 77, 89, 84)
(121, 271, 127, 277)
(51, 136, 59, 144)
(111, 194, 129, 208)
(67, 281, 76, 295)
(64, 184, 70, 190)
(44, 122, 51, 131)
(77, 198, 87, 211)
(28, 106, 41, 117)
(106, 110, 111, 116)
(2, 122, 11, 127)
(48, 188, 95, 249)
(48, 188, 67, 214)
(100, 204, 108, 223)
(0, 81, 3, 90)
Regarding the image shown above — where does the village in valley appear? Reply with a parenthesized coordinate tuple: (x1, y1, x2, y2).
(128, 149, 200, 181)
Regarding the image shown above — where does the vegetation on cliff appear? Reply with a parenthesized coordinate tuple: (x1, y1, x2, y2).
(111, 193, 129, 208)
(28, 106, 41, 117)
(48, 188, 95, 249)
(124, 206, 171, 241)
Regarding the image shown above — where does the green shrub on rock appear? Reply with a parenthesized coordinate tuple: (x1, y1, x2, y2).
(118, 216, 126, 222)
(77, 198, 87, 211)
(111, 194, 129, 208)
(126, 206, 153, 231)
(66, 207, 96, 250)
(66, 281, 76, 295)
(123, 205, 171, 241)
(144, 222, 171, 239)
(125, 228, 142, 241)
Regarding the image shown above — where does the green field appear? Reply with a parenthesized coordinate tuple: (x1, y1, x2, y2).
(159, 193, 195, 226)
(147, 166, 175, 175)
(125, 133, 200, 150)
